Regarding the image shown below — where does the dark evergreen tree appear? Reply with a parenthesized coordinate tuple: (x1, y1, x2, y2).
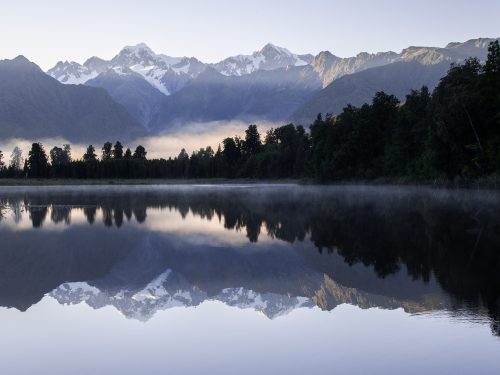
(484, 40, 500, 76)
(133, 145, 147, 160)
(62, 144, 72, 163)
(113, 141, 124, 159)
(27, 143, 49, 178)
(243, 125, 262, 155)
(2, 42, 498, 183)
(222, 137, 241, 176)
(102, 142, 112, 161)
(83, 145, 97, 162)
(177, 148, 190, 178)
(50, 146, 65, 166)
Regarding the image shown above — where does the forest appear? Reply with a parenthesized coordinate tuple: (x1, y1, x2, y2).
(0, 41, 499, 182)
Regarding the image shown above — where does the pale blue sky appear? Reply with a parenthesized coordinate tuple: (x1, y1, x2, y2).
(1, 0, 499, 69)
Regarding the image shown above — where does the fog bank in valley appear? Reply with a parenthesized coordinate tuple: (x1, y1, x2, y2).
(0, 120, 278, 161)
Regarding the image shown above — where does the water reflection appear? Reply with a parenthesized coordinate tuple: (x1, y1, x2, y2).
(0, 185, 499, 336)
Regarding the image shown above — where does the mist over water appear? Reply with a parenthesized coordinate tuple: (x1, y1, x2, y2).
(1, 184, 499, 374)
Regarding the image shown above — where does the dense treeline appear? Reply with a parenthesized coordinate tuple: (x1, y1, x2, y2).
(309, 40, 500, 181)
(0, 41, 499, 181)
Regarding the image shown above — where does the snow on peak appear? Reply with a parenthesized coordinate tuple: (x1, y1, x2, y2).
(259, 43, 295, 58)
(48, 43, 206, 95)
(212, 43, 311, 76)
(122, 42, 155, 56)
(49, 271, 314, 321)
(47, 60, 99, 84)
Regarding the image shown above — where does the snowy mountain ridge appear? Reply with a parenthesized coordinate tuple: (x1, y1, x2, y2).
(47, 38, 498, 95)
(212, 43, 314, 76)
(50, 269, 315, 321)
(49, 266, 448, 322)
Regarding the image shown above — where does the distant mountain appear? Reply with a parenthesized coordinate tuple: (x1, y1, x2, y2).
(47, 60, 101, 85)
(47, 43, 317, 128)
(311, 37, 497, 88)
(212, 43, 314, 76)
(47, 43, 314, 91)
(48, 43, 206, 97)
(86, 68, 166, 128)
(291, 38, 498, 124)
(311, 50, 399, 88)
(149, 66, 321, 130)
(290, 61, 451, 125)
(0, 56, 144, 142)
(42, 38, 498, 132)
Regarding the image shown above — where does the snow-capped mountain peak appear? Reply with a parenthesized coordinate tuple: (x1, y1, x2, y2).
(212, 42, 314, 76)
(111, 43, 159, 67)
(47, 42, 207, 96)
(83, 56, 109, 73)
(47, 60, 98, 84)
(123, 42, 154, 55)
(46, 37, 498, 108)
(260, 43, 294, 58)
(49, 269, 316, 321)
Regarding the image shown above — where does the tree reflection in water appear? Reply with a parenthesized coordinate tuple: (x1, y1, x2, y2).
(0, 185, 499, 335)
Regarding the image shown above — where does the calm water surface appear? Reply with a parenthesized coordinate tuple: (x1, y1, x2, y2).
(0, 185, 499, 374)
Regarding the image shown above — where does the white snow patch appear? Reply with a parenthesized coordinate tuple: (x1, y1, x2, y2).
(132, 270, 172, 301)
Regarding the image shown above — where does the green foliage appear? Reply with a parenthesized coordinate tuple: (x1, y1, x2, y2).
(307, 42, 500, 181)
(102, 142, 112, 161)
(484, 40, 500, 76)
(27, 143, 49, 178)
(243, 124, 262, 156)
(1, 42, 499, 182)
(83, 145, 97, 162)
(50, 145, 71, 166)
(133, 145, 147, 160)
(113, 141, 124, 159)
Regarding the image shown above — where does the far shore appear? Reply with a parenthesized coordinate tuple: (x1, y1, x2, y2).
(0, 177, 499, 189)
(0, 178, 305, 186)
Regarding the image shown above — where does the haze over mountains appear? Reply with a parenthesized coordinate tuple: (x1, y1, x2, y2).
(0, 56, 144, 142)
(0, 38, 497, 143)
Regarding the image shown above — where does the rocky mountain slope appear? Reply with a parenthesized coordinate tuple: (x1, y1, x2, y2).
(0, 56, 144, 142)
(17, 37, 498, 135)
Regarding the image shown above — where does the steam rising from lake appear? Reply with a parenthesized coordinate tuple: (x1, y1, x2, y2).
(0, 121, 278, 161)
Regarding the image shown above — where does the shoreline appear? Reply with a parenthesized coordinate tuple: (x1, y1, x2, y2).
(0, 176, 499, 190)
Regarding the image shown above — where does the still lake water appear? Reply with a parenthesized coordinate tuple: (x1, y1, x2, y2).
(0, 184, 499, 374)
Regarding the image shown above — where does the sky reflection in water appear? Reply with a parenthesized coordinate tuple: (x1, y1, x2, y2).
(0, 185, 499, 374)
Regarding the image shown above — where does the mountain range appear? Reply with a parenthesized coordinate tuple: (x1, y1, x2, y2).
(0, 56, 144, 142)
(0, 38, 497, 142)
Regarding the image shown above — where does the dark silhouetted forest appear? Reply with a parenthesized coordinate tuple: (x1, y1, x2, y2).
(1, 41, 499, 182)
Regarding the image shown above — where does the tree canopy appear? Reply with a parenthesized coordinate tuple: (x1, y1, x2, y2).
(1, 41, 499, 182)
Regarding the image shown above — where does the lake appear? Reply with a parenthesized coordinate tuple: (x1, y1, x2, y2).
(0, 184, 499, 374)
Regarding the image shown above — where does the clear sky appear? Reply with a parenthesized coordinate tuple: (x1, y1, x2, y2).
(1, 0, 499, 70)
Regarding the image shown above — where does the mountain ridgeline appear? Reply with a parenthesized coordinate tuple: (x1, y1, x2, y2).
(0, 38, 498, 165)
(0, 56, 145, 143)
(2, 41, 499, 182)
(44, 37, 498, 132)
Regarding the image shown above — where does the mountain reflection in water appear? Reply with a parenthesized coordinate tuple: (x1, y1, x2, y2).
(0, 185, 499, 336)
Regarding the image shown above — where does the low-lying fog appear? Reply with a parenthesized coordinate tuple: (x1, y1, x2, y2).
(0, 120, 278, 161)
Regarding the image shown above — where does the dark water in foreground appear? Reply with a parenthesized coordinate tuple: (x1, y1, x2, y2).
(0, 185, 499, 374)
